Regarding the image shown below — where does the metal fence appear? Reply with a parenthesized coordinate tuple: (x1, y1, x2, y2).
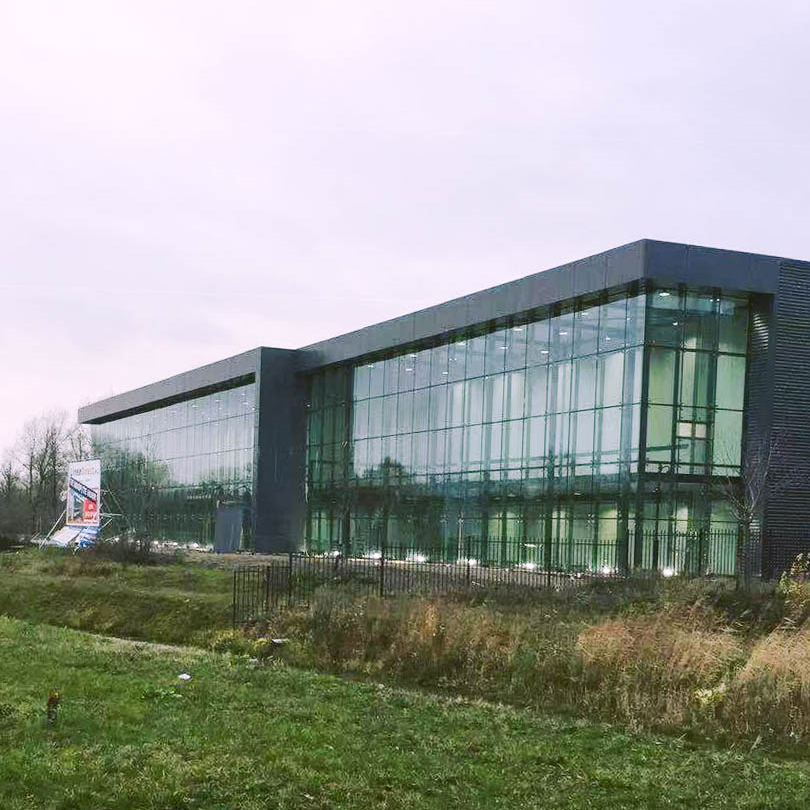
(231, 529, 761, 626)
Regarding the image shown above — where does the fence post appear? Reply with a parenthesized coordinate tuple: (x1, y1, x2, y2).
(232, 568, 237, 628)
(264, 564, 270, 615)
(287, 552, 293, 607)
(379, 536, 386, 598)
(465, 533, 471, 588)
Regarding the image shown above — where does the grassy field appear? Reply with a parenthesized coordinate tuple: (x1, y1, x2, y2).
(0, 548, 233, 644)
(6, 547, 810, 757)
(2, 616, 810, 810)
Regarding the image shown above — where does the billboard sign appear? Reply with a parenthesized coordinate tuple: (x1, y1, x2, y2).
(66, 459, 101, 527)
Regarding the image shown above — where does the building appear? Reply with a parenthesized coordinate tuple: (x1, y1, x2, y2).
(78, 239, 810, 575)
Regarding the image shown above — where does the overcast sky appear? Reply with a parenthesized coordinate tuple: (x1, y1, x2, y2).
(2, 0, 809, 454)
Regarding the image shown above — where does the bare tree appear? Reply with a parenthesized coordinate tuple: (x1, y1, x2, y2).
(713, 430, 809, 585)
(3, 411, 88, 538)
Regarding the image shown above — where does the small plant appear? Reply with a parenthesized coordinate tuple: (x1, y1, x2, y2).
(46, 690, 59, 725)
(777, 553, 810, 622)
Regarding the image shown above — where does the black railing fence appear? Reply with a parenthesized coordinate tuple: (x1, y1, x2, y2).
(231, 529, 771, 625)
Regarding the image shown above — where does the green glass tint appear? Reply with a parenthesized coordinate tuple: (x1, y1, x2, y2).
(91, 383, 256, 545)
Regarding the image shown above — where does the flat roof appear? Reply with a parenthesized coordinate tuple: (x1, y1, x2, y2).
(296, 239, 786, 368)
(80, 238, 800, 424)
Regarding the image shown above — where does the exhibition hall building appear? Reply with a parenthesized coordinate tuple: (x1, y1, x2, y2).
(78, 240, 810, 575)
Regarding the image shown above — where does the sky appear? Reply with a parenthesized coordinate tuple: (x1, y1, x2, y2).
(2, 0, 810, 454)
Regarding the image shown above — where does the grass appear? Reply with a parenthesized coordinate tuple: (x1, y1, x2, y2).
(2, 616, 810, 809)
(7, 547, 810, 753)
(224, 579, 810, 749)
(0, 547, 233, 644)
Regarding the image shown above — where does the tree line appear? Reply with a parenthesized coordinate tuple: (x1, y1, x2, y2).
(0, 412, 90, 542)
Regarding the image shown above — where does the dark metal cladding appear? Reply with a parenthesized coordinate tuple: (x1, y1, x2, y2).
(762, 262, 810, 571)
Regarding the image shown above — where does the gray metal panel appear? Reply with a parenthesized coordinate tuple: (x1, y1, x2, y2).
(299, 241, 644, 369)
(606, 240, 647, 288)
(299, 239, 789, 370)
(78, 348, 261, 423)
(572, 251, 608, 298)
(252, 347, 308, 553)
(644, 241, 780, 293)
(763, 262, 810, 541)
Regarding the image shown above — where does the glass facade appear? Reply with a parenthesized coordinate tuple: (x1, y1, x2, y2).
(305, 287, 750, 573)
(91, 383, 256, 545)
(640, 290, 748, 546)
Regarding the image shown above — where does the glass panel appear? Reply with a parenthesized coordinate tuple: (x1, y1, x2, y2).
(646, 405, 674, 463)
(484, 374, 505, 422)
(682, 292, 715, 352)
(485, 330, 508, 375)
(574, 357, 597, 411)
(626, 293, 645, 346)
(505, 370, 525, 420)
(368, 398, 383, 437)
(414, 349, 432, 389)
(624, 347, 643, 404)
(398, 354, 416, 392)
(464, 377, 484, 425)
(573, 306, 599, 357)
(648, 348, 676, 404)
(413, 388, 430, 432)
(397, 391, 414, 434)
(572, 410, 595, 473)
(505, 326, 527, 370)
(598, 352, 624, 408)
(647, 289, 681, 346)
(430, 345, 449, 385)
(448, 340, 467, 382)
(715, 355, 746, 410)
(713, 410, 743, 470)
(465, 335, 486, 378)
(352, 400, 368, 439)
(369, 362, 384, 398)
(484, 421, 503, 470)
(550, 312, 574, 360)
(383, 358, 399, 396)
(527, 319, 550, 365)
(527, 364, 549, 416)
(504, 420, 523, 468)
(679, 351, 711, 420)
(600, 298, 627, 351)
(525, 416, 546, 465)
(465, 424, 483, 468)
(551, 362, 572, 414)
(429, 386, 447, 430)
(599, 407, 621, 458)
(382, 395, 397, 436)
(447, 382, 465, 428)
(718, 296, 749, 354)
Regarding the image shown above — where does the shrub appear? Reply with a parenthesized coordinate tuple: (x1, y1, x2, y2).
(724, 624, 810, 742)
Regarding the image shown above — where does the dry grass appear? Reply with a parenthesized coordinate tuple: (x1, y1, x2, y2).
(724, 624, 810, 742)
(216, 578, 810, 749)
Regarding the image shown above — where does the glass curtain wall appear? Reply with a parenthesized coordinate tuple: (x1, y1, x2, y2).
(640, 290, 749, 572)
(306, 291, 646, 568)
(91, 383, 256, 545)
(306, 287, 750, 574)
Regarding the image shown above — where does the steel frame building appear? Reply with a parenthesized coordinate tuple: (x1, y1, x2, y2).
(78, 239, 810, 573)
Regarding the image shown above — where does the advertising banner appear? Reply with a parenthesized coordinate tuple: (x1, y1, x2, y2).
(66, 459, 101, 527)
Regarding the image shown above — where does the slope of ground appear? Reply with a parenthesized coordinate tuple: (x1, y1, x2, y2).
(1, 616, 809, 810)
(0, 548, 232, 644)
